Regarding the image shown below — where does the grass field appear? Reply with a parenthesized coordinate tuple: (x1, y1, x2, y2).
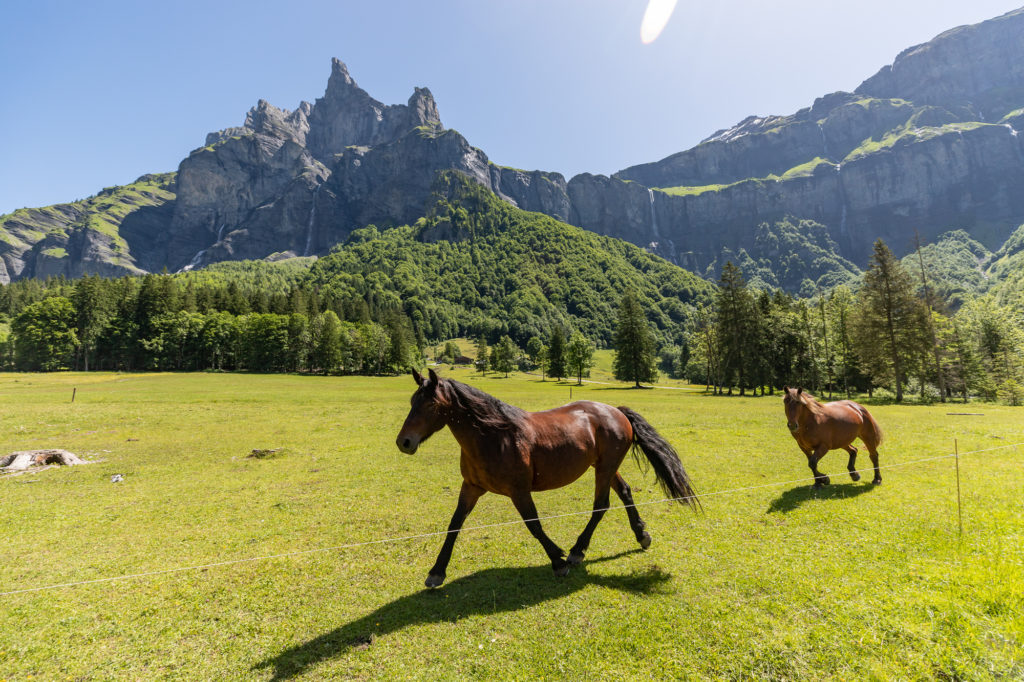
(1, 369, 1022, 680)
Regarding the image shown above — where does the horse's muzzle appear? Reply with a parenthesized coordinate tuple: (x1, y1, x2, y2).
(787, 422, 798, 432)
(396, 435, 419, 454)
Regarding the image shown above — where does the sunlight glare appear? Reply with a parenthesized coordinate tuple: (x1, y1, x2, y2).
(640, 0, 678, 44)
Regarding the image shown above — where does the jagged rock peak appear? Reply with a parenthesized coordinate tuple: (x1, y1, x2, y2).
(408, 86, 441, 127)
(306, 58, 444, 161)
(328, 57, 355, 88)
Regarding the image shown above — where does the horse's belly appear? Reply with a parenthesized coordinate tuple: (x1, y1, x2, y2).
(531, 451, 592, 491)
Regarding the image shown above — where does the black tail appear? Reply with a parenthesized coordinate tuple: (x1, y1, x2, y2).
(618, 407, 701, 511)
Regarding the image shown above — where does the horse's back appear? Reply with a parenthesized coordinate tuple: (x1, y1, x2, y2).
(526, 401, 632, 490)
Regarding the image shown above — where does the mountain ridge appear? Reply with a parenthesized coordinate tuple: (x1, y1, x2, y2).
(3, 7, 1024, 294)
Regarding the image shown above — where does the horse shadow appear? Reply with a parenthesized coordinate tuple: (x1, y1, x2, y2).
(766, 482, 877, 514)
(253, 551, 667, 681)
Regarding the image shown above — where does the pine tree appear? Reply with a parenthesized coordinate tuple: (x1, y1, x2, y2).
(547, 327, 567, 380)
(851, 239, 929, 402)
(613, 290, 657, 387)
(475, 335, 489, 373)
(716, 262, 754, 394)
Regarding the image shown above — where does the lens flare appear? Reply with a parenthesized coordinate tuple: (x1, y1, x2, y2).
(640, 0, 678, 44)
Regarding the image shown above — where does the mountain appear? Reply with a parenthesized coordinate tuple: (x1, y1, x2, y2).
(3, 8, 1024, 294)
(597, 7, 1024, 278)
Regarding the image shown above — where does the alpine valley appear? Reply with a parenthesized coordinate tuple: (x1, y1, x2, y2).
(4, 7, 1024, 308)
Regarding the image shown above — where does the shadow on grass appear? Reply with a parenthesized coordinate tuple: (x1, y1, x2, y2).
(767, 481, 878, 514)
(254, 550, 666, 681)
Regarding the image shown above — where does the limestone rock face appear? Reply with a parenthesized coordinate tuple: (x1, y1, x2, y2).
(856, 8, 1024, 119)
(0, 174, 174, 284)
(305, 58, 442, 163)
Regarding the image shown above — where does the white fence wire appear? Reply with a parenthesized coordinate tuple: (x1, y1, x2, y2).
(2, 440, 1021, 598)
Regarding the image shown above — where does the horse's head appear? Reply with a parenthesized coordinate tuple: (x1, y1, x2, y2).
(396, 368, 447, 454)
(782, 386, 804, 432)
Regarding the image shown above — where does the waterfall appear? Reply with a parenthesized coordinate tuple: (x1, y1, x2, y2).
(647, 188, 678, 264)
(179, 249, 207, 273)
(1006, 123, 1019, 138)
(818, 123, 831, 160)
(647, 188, 660, 238)
(835, 163, 849, 239)
(216, 223, 226, 242)
(303, 185, 322, 257)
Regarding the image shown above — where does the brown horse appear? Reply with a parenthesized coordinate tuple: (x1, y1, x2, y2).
(782, 387, 884, 487)
(397, 369, 700, 587)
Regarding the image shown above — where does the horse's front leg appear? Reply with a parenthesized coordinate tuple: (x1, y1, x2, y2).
(510, 491, 569, 576)
(426, 481, 485, 588)
(807, 445, 831, 487)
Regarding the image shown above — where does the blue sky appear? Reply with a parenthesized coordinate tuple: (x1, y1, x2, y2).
(2, 0, 1022, 215)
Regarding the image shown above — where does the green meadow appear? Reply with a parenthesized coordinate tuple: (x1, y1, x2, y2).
(1, 369, 1022, 680)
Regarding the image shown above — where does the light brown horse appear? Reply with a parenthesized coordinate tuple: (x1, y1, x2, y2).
(782, 387, 884, 487)
(397, 369, 700, 587)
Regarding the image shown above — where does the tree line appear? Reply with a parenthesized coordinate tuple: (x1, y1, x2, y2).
(0, 274, 419, 374)
(686, 240, 1024, 403)
(1, 238, 1021, 404)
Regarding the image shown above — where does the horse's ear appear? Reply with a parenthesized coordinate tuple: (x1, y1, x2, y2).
(797, 387, 803, 395)
(783, 385, 789, 392)
(412, 369, 424, 386)
(427, 368, 440, 386)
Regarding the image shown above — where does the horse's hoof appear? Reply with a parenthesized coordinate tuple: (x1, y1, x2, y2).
(424, 573, 445, 588)
(849, 471, 861, 482)
(639, 532, 652, 550)
(567, 551, 584, 566)
(818, 475, 831, 486)
(553, 561, 570, 577)
(872, 477, 882, 485)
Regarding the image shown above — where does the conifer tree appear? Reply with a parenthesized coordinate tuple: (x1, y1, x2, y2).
(851, 239, 929, 402)
(716, 262, 754, 394)
(475, 334, 489, 373)
(613, 290, 657, 387)
(547, 327, 567, 380)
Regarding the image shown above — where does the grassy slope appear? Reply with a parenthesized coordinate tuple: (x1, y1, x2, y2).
(1, 372, 1021, 680)
(0, 173, 176, 259)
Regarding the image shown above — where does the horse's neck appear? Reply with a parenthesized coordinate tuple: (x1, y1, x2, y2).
(798, 403, 819, 426)
(445, 406, 516, 454)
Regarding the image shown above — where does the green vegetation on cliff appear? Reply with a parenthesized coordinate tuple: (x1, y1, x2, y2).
(308, 174, 714, 346)
(0, 173, 176, 277)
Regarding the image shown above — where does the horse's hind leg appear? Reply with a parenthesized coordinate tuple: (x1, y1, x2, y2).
(510, 491, 570, 576)
(612, 472, 651, 549)
(568, 469, 616, 565)
(425, 481, 484, 588)
(845, 445, 861, 482)
(866, 444, 882, 485)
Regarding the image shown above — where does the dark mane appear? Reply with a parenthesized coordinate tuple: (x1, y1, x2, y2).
(797, 391, 826, 415)
(443, 379, 527, 431)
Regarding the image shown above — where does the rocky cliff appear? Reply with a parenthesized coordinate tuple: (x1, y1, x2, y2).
(3, 8, 1024, 291)
(599, 7, 1024, 284)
